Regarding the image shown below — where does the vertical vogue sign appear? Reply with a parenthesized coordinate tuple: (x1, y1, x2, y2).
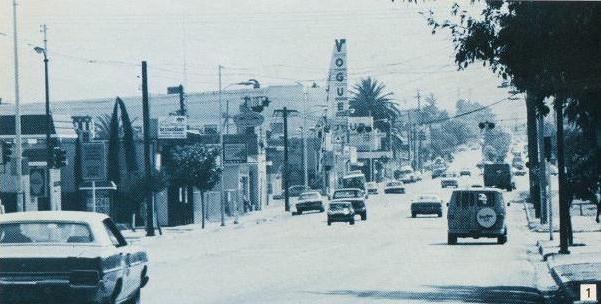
(329, 39, 348, 114)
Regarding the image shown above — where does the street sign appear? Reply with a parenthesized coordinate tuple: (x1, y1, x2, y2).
(82, 142, 106, 181)
(234, 112, 264, 128)
(158, 116, 187, 139)
(223, 143, 247, 164)
(30, 168, 46, 197)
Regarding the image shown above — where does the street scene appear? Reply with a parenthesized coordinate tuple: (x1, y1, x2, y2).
(1, 1, 601, 304)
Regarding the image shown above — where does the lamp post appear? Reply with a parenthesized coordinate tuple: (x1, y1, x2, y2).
(34, 39, 53, 210)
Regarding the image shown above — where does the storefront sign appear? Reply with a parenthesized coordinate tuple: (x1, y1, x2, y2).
(158, 116, 187, 139)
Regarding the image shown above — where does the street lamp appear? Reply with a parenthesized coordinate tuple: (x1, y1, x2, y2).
(34, 45, 53, 210)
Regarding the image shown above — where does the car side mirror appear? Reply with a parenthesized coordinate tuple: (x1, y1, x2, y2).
(446, 202, 449, 207)
(507, 202, 511, 206)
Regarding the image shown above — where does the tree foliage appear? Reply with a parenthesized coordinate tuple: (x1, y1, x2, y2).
(165, 144, 221, 192)
(349, 77, 399, 132)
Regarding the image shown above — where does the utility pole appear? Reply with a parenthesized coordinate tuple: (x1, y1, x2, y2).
(142, 61, 155, 237)
(555, 99, 570, 254)
(416, 90, 422, 172)
(369, 109, 374, 182)
(303, 87, 309, 188)
(218, 65, 225, 226)
(526, 93, 541, 218)
(178, 84, 185, 115)
(12, 0, 24, 212)
(283, 107, 291, 212)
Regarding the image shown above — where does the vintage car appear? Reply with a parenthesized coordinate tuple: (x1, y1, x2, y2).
(0, 211, 149, 304)
(327, 201, 355, 225)
(440, 172, 459, 188)
(295, 191, 325, 214)
(384, 181, 406, 194)
(411, 194, 443, 218)
(366, 182, 378, 195)
(331, 189, 367, 220)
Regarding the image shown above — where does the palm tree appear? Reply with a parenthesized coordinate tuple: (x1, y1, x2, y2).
(349, 77, 399, 132)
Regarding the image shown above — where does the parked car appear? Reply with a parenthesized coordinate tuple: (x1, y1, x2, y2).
(288, 185, 308, 197)
(431, 167, 446, 179)
(0, 211, 149, 304)
(366, 182, 378, 195)
(440, 172, 459, 188)
(272, 192, 284, 200)
(459, 168, 471, 176)
(411, 194, 443, 217)
(295, 191, 325, 214)
(447, 188, 508, 245)
(512, 167, 527, 176)
(331, 189, 367, 220)
(384, 181, 405, 194)
(327, 201, 355, 225)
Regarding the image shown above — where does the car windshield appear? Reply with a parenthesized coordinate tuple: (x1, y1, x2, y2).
(329, 203, 351, 210)
(416, 195, 438, 201)
(0, 222, 93, 244)
(299, 192, 320, 200)
(333, 190, 360, 199)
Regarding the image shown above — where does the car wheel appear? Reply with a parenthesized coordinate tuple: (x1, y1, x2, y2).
(327, 220, 331, 226)
(349, 219, 355, 225)
(411, 212, 416, 218)
(448, 234, 457, 245)
(437, 212, 442, 217)
(361, 213, 367, 221)
(319, 207, 325, 213)
(497, 235, 507, 244)
(297, 210, 302, 215)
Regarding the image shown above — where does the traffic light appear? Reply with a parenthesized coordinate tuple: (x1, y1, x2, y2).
(52, 147, 67, 168)
(478, 121, 495, 130)
(1, 142, 13, 165)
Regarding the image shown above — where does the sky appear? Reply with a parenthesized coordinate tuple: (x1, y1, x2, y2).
(0, 0, 525, 120)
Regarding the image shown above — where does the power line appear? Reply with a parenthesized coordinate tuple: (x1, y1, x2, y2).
(419, 97, 517, 126)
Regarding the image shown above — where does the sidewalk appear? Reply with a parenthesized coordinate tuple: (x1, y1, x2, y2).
(122, 199, 290, 243)
(519, 192, 601, 303)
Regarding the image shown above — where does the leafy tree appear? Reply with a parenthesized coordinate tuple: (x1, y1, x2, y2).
(122, 169, 169, 224)
(165, 144, 221, 229)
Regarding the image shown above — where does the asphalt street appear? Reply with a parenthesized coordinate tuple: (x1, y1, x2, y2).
(140, 148, 553, 304)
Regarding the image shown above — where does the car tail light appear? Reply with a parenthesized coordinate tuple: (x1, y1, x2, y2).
(70, 270, 100, 286)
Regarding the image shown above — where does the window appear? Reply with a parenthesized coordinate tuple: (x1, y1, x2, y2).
(0, 222, 93, 244)
(103, 219, 127, 247)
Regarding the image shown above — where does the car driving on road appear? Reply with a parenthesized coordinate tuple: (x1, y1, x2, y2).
(459, 168, 471, 176)
(327, 201, 355, 225)
(0, 211, 149, 304)
(440, 172, 459, 188)
(384, 181, 405, 194)
(332, 188, 367, 220)
(411, 194, 443, 217)
(296, 191, 325, 214)
(447, 188, 508, 245)
(366, 182, 378, 195)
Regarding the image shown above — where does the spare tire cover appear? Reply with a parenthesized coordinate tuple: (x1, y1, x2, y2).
(476, 207, 497, 228)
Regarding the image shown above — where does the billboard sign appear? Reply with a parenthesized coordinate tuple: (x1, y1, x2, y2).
(234, 112, 264, 128)
(82, 142, 107, 181)
(328, 39, 348, 114)
(223, 143, 247, 164)
(158, 116, 187, 139)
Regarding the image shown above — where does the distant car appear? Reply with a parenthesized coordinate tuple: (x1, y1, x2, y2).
(549, 164, 559, 175)
(432, 168, 446, 179)
(441, 172, 459, 188)
(459, 168, 471, 176)
(327, 201, 355, 225)
(331, 189, 367, 220)
(447, 188, 508, 245)
(288, 185, 308, 197)
(401, 173, 417, 184)
(384, 181, 405, 194)
(411, 194, 443, 218)
(295, 191, 325, 214)
(0, 211, 149, 304)
(272, 192, 284, 200)
(512, 167, 527, 176)
(366, 182, 378, 195)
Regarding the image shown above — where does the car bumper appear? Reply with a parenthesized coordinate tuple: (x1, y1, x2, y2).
(296, 202, 323, 211)
(384, 188, 405, 193)
(328, 214, 353, 222)
(448, 228, 506, 238)
(0, 281, 103, 304)
(411, 207, 442, 214)
(367, 189, 378, 194)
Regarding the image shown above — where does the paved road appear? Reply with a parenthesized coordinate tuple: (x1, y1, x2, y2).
(139, 149, 552, 304)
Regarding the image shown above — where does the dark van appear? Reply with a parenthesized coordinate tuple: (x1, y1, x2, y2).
(447, 188, 508, 245)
